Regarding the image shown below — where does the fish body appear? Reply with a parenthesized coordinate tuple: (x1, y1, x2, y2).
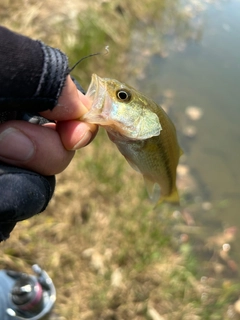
(82, 74, 182, 204)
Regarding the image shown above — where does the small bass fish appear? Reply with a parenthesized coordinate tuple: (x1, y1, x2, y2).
(81, 74, 183, 204)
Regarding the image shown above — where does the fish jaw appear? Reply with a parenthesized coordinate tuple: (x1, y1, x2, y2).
(82, 74, 162, 140)
(82, 74, 110, 122)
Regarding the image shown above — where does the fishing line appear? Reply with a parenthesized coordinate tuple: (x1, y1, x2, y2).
(69, 46, 109, 73)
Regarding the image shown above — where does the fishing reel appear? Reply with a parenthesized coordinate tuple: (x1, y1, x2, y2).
(0, 264, 56, 320)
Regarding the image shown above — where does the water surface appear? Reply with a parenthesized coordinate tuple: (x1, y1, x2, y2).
(129, 0, 240, 263)
(137, 1, 240, 222)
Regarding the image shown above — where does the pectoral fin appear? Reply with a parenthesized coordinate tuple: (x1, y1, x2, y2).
(124, 157, 141, 173)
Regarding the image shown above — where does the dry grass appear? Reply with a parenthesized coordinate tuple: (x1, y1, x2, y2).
(0, 1, 240, 319)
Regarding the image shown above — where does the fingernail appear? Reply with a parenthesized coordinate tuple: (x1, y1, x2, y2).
(0, 128, 35, 161)
(72, 130, 93, 150)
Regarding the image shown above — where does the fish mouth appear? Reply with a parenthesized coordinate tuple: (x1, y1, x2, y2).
(82, 74, 122, 132)
(85, 74, 100, 104)
(81, 74, 107, 123)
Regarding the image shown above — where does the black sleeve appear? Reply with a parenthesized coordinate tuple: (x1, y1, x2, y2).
(0, 26, 69, 241)
(0, 26, 69, 113)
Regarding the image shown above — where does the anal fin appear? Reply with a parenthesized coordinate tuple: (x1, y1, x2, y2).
(143, 176, 161, 203)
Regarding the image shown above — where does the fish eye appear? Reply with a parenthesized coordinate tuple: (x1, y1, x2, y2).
(116, 90, 131, 102)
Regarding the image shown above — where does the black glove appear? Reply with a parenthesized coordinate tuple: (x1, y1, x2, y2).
(0, 162, 55, 241)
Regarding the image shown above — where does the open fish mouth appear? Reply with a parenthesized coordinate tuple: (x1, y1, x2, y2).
(85, 74, 103, 109)
(81, 74, 111, 124)
(82, 74, 122, 132)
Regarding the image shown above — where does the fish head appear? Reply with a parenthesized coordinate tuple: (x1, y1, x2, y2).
(82, 74, 162, 140)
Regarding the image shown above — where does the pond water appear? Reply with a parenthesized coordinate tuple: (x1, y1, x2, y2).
(130, 0, 240, 260)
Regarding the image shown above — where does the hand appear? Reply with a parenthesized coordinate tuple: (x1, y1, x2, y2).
(0, 76, 98, 175)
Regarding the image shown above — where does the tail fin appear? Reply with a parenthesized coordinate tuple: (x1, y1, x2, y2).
(157, 186, 180, 206)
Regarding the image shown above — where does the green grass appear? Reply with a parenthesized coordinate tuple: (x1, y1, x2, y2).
(1, 1, 240, 319)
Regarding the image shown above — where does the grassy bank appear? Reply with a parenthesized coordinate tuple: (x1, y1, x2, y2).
(0, 0, 240, 319)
